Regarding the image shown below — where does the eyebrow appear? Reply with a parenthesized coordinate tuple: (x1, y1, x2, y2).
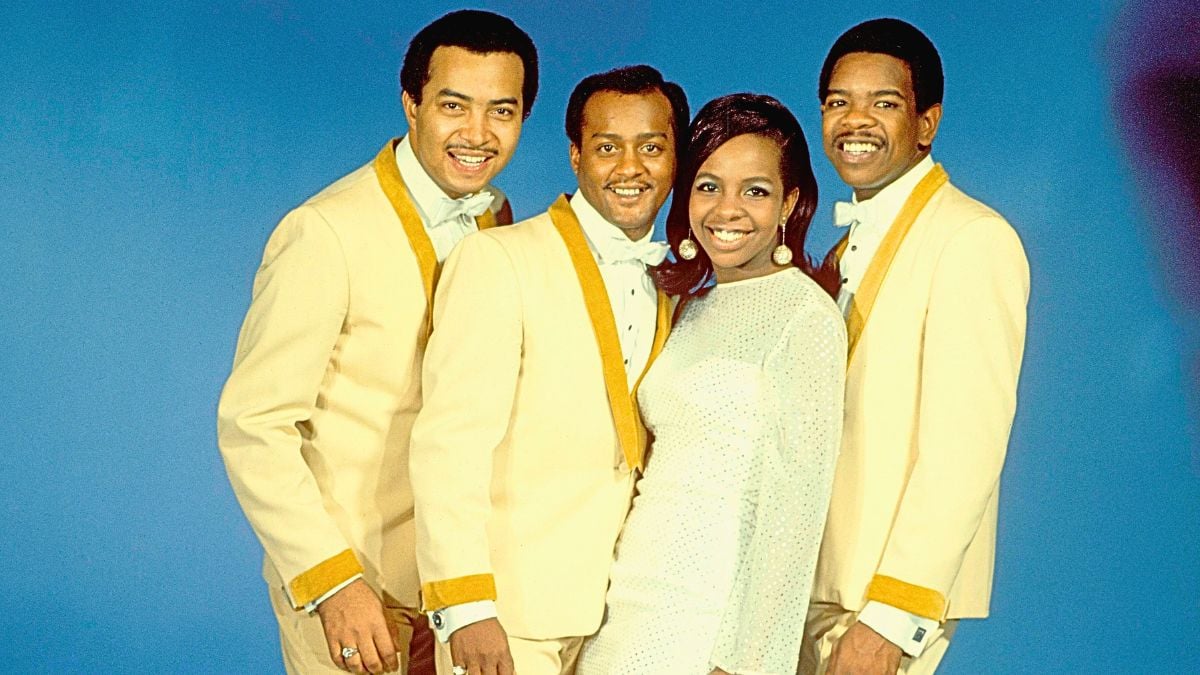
(693, 172, 776, 183)
(437, 88, 519, 107)
(825, 87, 908, 98)
(588, 131, 670, 140)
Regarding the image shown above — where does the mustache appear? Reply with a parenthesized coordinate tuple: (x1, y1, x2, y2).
(446, 143, 498, 156)
(834, 132, 884, 145)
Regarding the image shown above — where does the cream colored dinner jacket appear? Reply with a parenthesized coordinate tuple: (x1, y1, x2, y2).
(812, 165, 1030, 621)
(217, 139, 499, 609)
(409, 195, 670, 639)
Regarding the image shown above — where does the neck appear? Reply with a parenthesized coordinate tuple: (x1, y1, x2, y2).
(619, 222, 653, 241)
(715, 262, 789, 284)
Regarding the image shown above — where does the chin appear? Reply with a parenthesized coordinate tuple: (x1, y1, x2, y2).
(448, 176, 490, 197)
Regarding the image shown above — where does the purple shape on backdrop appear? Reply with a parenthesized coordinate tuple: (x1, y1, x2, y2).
(1108, 0, 1200, 465)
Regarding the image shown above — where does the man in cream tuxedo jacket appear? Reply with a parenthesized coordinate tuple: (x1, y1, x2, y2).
(217, 11, 537, 674)
(408, 66, 690, 675)
(801, 19, 1030, 675)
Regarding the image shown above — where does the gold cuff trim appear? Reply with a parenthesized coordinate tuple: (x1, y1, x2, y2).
(288, 549, 364, 608)
(421, 574, 497, 611)
(865, 574, 946, 620)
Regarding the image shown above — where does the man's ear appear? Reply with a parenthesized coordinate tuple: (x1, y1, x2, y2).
(568, 143, 581, 176)
(917, 103, 943, 150)
(401, 91, 419, 131)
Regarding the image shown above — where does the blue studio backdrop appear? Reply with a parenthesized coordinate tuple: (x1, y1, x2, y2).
(2, 1, 1197, 672)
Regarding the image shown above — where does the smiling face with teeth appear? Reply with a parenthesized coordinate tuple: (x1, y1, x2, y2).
(402, 46, 525, 199)
(821, 52, 943, 200)
(569, 90, 676, 241)
(689, 133, 800, 283)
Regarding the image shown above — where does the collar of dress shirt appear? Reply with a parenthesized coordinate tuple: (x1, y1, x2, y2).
(394, 135, 484, 226)
(569, 190, 660, 263)
(847, 155, 936, 235)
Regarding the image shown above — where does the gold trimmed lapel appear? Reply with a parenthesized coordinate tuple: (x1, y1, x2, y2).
(843, 164, 949, 363)
(548, 195, 647, 472)
(373, 138, 501, 336)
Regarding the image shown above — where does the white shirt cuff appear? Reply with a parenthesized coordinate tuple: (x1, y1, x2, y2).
(428, 600, 498, 643)
(303, 573, 363, 614)
(857, 600, 941, 657)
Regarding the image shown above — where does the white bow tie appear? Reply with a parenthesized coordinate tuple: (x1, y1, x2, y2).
(833, 200, 874, 228)
(431, 191, 493, 227)
(598, 238, 670, 267)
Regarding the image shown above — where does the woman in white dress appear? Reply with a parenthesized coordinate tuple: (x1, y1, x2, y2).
(576, 93, 846, 675)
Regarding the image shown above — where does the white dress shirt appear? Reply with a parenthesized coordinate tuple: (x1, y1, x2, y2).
(569, 190, 665, 385)
(835, 155, 935, 317)
(832, 154, 941, 656)
(395, 136, 501, 263)
(428, 192, 666, 643)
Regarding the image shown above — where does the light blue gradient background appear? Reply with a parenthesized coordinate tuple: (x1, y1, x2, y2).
(2, 2, 1196, 672)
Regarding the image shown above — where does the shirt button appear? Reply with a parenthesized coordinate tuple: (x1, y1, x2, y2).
(630, 289, 635, 295)
(842, 277, 849, 283)
(627, 325, 633, 331)
(851, 245, 858, 251)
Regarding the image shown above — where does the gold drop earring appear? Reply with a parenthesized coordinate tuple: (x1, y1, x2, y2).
(678, 232, 698, 260)
(771, 220, 793, 265)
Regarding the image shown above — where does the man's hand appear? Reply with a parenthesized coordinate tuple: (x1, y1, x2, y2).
(448, 618, 514, 675)
(826, 621, 903, 675)
(316, 579, 399, 673)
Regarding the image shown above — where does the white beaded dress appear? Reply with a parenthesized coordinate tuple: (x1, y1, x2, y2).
(576, 268, 846, 675)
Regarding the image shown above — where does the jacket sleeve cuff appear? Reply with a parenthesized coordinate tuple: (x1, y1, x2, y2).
(427, 600, 498, 643)
(865, 574, 946, 621)
(287, 549, 364, 608)
(420, 574, 497, 612)
(303, 573, 364, 614)
(857, 601, 941, 657)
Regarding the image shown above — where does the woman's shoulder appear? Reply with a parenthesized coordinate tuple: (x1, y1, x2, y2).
(773, 269, 842, 319)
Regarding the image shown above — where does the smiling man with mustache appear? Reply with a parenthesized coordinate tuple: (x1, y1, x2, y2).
(217, 10, 535, 674)
(801, 18, 1031, 675)
(408, 65, 688, 675)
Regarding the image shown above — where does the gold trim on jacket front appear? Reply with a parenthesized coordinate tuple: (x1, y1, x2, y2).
(833, 164, 949, 363)
(547, 194, 670, 472)
(372, 139, 499, 337)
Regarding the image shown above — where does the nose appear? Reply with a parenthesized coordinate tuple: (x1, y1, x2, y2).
(715, 189, 745, 221)
(458, 109, 489, 147)
(613, 147, 646, 180)
(840, 101, 876, 130)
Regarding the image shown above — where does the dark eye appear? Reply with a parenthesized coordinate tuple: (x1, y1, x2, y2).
(597, 143, 617, 154)
(492, 107, 515, 118)
(442, 101, 463, 112)
(875, 100, 898, 109)
(746, 186, 770, 197)
(694, 181, 718, 193)
(824, 98, 846, 108)
(641, 143, 663, 155)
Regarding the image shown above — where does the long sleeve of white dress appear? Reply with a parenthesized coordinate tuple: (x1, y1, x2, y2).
(710, 298, 846, 675)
